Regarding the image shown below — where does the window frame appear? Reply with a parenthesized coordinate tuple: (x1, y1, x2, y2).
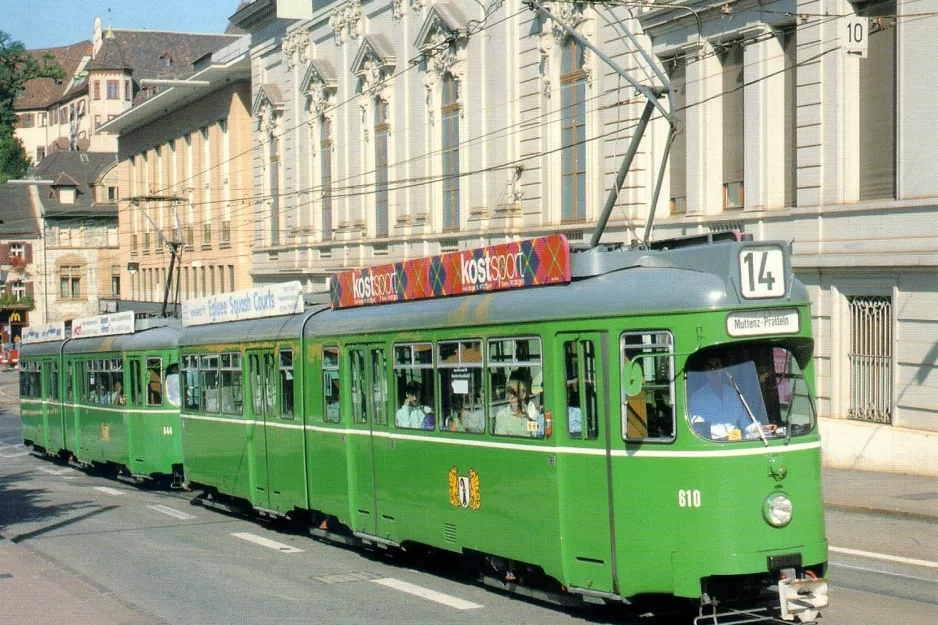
(620, 330, 675, 443)
(393, 342, 436, 431)
(487, 335, 547, 439)
(279, 348, 295, 419)
(322, 346, 341, 423)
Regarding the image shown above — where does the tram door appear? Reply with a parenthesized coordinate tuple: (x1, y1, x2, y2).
(348, 345, 390, 537)
(43, 360, 64, 453)
(555, 333, 618, 594)
(246, 350, 275, 510)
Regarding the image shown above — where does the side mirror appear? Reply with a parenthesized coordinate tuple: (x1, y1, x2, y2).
(623, 359, 644, 396)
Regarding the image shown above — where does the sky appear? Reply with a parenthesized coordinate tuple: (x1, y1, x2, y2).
(0, 0, 241, 50)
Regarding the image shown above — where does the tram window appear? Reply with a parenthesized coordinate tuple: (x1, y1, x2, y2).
(350, 350, 367, 423)
(264, 353, 276, 415)
(165, 364, 181, 407)
(146, 357, 163, 406)
(75, 361, 86, 402)
(201, 355, 220, 413)
(685, 344, 816, 441)
(109, 358, 124, 405)
(66, 362, 73, 402)
(46, 362, 60, 401)
(393, 343, 435, 430)
(562, 340, 598, 440)
(182, 355, 200, 411)
(20, 361, 41, 398)
(322, 347, 341, 423)
(279, 349, 295, 418)
(220, 353, 242, 415)
(371, 348, 389, 426)
(85, 360, 97, 404)
(488, 337, 546, 439)
(87, 359, 113, 404)
(621, 331, 674, 442)
(438, 340, 484, 434)
(129, 360, 142, 406)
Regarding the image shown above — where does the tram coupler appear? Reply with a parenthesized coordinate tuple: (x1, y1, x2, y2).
(777, 574, 828, 622)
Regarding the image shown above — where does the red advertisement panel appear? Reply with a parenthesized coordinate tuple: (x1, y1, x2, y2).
(330, 234, 571, 309)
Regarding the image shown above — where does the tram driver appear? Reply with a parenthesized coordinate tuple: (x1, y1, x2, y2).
(688, 355, 774, 440)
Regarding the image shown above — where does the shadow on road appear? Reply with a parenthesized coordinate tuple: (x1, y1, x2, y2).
(0, 471, 116, 542)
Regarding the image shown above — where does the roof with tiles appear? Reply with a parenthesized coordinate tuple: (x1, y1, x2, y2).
(0, 185, 41, 238)
(14, 42, 93, 111)
(104, 29, 240, 83)
(16, 27, 239, 111)
(27, 151, 118, 217)
(85, 29, 131, 72)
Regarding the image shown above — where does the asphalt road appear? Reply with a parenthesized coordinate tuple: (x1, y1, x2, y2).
(1, 369, 936, 624)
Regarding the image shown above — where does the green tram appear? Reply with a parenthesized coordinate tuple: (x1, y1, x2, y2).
(177, 234, 828, 621)
(19, 315, 183, 485)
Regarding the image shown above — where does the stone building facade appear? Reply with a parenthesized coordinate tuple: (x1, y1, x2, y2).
(228, 0, 938, 433)
(103, 39, 255, 310)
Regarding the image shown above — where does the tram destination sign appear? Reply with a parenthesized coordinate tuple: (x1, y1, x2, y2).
(726, 308, 800, 337)
(183, 281, 305, 326)
(330, 234, 572, 309)
(73, 311, 135, 338)
(21, 321, 66, 344)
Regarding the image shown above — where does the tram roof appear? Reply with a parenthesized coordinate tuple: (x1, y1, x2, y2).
(178, 306, 325, 347)
(62, 321, 181, 354)
(20, 318, 181, 356)
(176, 240, 810, 346)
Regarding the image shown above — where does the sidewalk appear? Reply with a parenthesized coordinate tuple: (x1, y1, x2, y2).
(819, 416, 938, 478)
(822, 467, 938, 519)
(0, 538, 162, 625)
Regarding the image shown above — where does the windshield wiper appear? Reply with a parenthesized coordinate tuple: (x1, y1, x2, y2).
(724, 369, 768, 446)
(784, 376, 797, 446)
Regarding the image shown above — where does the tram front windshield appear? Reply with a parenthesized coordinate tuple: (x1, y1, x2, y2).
(685, 344, 816, 442)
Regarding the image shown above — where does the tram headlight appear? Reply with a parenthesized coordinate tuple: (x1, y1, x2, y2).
(763, 493, 793, 527)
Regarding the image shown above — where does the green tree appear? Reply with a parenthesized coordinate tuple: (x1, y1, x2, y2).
(0, 30, 64, 182)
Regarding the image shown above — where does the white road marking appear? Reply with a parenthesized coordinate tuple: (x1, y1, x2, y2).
(0, 446, 30, 458)
(40, 467, 77, 476)
(93, 486, 126, 496)
(231, 532, 303, 553)
(831, 562, 938, 584)
(147, 504, 197, 520)
(371, 578, 483, 610)
(830, 546, 938, 569)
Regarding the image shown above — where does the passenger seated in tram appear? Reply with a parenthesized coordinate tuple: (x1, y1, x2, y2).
(448, 394, 484, 433)
(493, 369, 543, 438)
(395, 381, 434, 429)
(112, 380, 126, 405)
(566, 386, 583, 436)
(687, 355, 775, 441)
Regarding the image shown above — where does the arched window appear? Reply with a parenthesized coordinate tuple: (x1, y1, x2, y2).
(560, 37, 587, 222)
(375, 99, 389, 237)
(441, 73, 460, 231)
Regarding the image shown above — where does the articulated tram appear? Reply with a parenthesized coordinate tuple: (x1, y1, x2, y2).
(20, 233, 828, 622)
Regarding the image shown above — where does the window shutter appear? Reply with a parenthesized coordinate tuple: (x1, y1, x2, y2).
(26, 281, 34, 297)
(24, 244, 33, 264)
(0, 244, 9, 263)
